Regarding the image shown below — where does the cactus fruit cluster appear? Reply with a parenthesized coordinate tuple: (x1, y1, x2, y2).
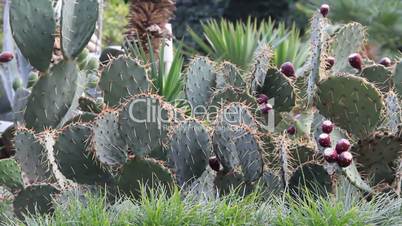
(0, 3, 401, 220)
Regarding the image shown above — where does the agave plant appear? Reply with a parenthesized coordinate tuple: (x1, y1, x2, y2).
(187, 18, 308, 70)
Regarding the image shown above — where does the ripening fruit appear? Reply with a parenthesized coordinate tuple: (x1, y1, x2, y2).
(337, 151, 353, 167)
(323, 148, 337, 163)
(348, 53, 363, 70)
(325, 57, 335, 70)
(335, 139, 351, 154)
(260, 103, 273, 114)
(321, 120, 334, 134)
(287, 125, 296, 135)
(379, 57, 392, 67)
(209, 156, 220, 172)
(257, 94, 269, 104)
(320, 4, 330, 17)
(318, 133, 331, 147)
(27, 72, 39, 88)
(0, 51, 14, 63)
(12, 77, 23, 90)
(280, 62, 295, 78)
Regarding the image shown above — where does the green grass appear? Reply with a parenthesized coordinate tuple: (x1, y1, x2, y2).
(5, 181, 401, 226)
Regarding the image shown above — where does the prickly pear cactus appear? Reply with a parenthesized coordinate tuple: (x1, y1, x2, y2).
(24, 61, 84, 132)
(118, 94, 175, 157)
(185, 57, 217, 116)
(0, 159, 23, 192)
(169, 119, 211, 186)
(216, 62, 245, 89)
(99, 57, 150, 107)
(315, 75, 385, 138)
(359, 65, 392, 93)
(215, 102, 257, 129)
(61, 0, 99, 59)
(10, 0, 56, 71)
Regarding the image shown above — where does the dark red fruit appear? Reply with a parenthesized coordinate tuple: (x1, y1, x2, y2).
(0, 51, 14, 63)
(318, 133, 331, 147)
(335, 139, 350, 154)
(379, 57, 392, 67)
(320, 4, 330, 17)
(209, 156, 220, 172)
(323, 148, 337, 163)
(337, 151, 353, 167)
(321, 120, 334, 134)
(348, 53, 363, 70)
(280, 62, 295, 78)
(257, 94, 269, 104)
(287, 125, 296, 135)
(325, 57, 335, 70)
(260, 103, 273, 114)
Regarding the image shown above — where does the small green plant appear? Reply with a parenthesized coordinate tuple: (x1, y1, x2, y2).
(188, 18, 308, 70)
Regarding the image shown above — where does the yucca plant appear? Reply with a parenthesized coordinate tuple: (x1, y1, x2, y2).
(125, 37, 185, 104)
(187, 18, 308, 70)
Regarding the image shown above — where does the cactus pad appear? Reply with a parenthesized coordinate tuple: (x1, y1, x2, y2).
(118, 94, 174, 157)
(359, 65, 392, 92)
(216, 62, 245, 89)
(393, 60, 402, 98)
(61, 0, 99, 59)
(0, 159, 23, 192)
(250, 43, 271, 94)
(288, 163, 332, 196)
(54, 124, 112, 185)
(78, 96, 104, 114)
(13, 88, 31, 123)
(13, 184, 60, 220)
(342, 162, 373, 193)
(117, 158, 174, 197)
(316, 75, 384, 138)
(10, 0, 55, 71)
(256, 68, 296, 112)
(99, 57, 150, 107)
(213, 171, 253, 196)
(14, 129, 53, 184)
(212, 124, 263, 182)
(185, 57, 217, 116)
(215, 102, 257, 129)
(24, 61, 83, 132)
(331, 23, 366, 74)
(169, 120, 211, 186)
(352, 131, 402, 185)
(92, 110, 128, 167)
(384, 91, 401, 133)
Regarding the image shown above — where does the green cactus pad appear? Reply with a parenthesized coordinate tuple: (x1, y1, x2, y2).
(118, 94, 174, 157)
(289, 142, 316, 166)
(92, 110, 128, 167)
(331, 23, 366, 74)
(99, 56, 150, 107)
(393, 60, 402, 98)
(216, 62, 245, 89)
(63, 112, 97, 126)
(342, 162, 373, 194)
(14, 129, 53, 184)
(185, 57, 217, 116)
(316, 75, 384, 138)
(250, 43, 271, 94)
(209, 86, 257, 118)
(169, 120, 211, 186)
(24, 61, 84, 132)
(352, 131, 401, 185)
(359, 65, 392, 92)
(256, 68, 296, 112)
(0, 159, 23, 192)
(10, 0, 55, 71)
(117, 158, 174, 197)
(288, 163, 333, 197)
(13, 88, 31, 123)
(61, 0, 99, 59)
(215, 102, 257, 129)
(257, 172, 283, 197)
(383, 91, 401, 133)
(78, 96, 104, 114)
(213, 171, 254, 196)
(13, 184, 60, 220)
(212, 124, 263, 182)
(54, 124, 112, 185)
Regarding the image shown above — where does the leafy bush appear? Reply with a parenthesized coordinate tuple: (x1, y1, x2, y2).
(102, 0, 128, 46)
